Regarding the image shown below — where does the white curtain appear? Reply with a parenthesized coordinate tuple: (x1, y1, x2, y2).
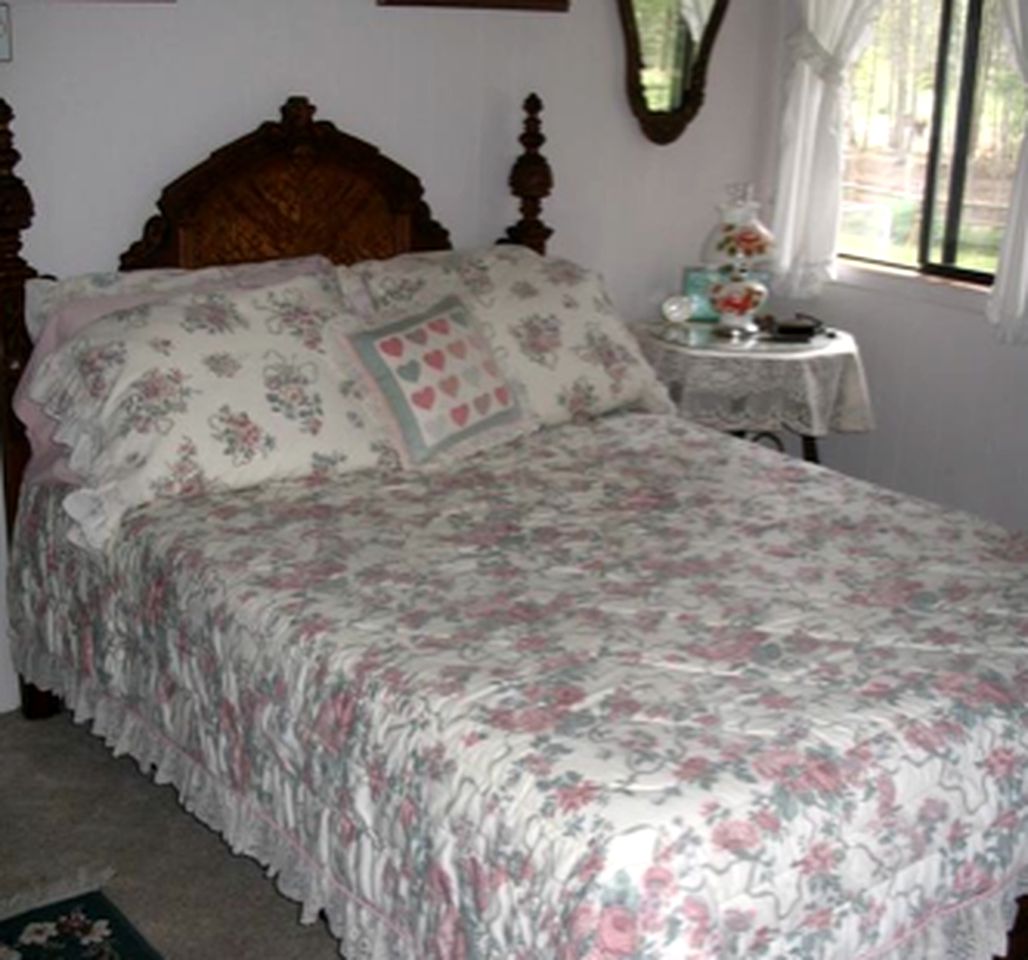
(770, 0, 883, 298)
(680, 0, 716, 43)
(986, 0, 1028, 343)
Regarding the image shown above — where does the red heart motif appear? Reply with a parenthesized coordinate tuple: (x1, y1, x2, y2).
(494, 386, 510, 407)
(428, 317, 451, 336)
(380, 337, 404, 358)
(406, 328, 429, 345)
(451, 404, 470, 427)
(424, 349, 446, 371)
(474, 393, 492, 416)
(483, 358, 500, 379)
(447, 340, 468, 360)
(440, 375, 460, 398)
(412, 387, 436, 410)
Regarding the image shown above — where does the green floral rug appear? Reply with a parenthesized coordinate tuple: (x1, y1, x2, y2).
(0, 891, 164, 960)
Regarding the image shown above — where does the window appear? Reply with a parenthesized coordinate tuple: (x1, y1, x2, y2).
(839, 0, 1026, 283)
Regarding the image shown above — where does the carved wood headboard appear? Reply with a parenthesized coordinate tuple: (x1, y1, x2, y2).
(0, 93, 553, 540)
(120, 96, 453, 270)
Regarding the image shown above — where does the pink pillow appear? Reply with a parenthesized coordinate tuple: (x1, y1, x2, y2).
(16, 257, 335, 485)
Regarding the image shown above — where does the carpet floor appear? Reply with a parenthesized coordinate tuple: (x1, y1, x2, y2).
(0, 710, 341, 959)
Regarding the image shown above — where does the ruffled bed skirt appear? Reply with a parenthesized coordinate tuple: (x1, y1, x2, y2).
(18, 637, 1028, 960)
(17, 642, 408, 960)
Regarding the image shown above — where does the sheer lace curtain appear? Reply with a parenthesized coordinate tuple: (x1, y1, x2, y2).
(680, 0, 716, 42)
(770, 0, 883, 298)
(986, 0, 1028, 343)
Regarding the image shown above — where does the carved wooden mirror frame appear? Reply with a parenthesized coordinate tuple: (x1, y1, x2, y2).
(616, 0, 729, 145)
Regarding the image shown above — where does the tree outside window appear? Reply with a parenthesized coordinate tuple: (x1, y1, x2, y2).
(839, 0, 1026, 281)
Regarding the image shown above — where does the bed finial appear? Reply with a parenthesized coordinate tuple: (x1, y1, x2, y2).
(280, 96, 317, 132)
(501, 93, 554, 256)
(0, 98, 36, 540)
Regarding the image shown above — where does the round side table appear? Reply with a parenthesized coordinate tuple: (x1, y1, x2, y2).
(641, 324, 875, 462)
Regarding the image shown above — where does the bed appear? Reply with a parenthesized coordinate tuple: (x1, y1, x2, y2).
(1, 95, 1026, 960)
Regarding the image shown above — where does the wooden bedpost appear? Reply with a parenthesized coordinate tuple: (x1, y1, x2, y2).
(0, 99, 34, 540)
(0, 99, 61, 720)
(501, 93, 553, 256)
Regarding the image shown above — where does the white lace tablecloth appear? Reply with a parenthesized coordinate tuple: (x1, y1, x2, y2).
(642, 326, 875, 437)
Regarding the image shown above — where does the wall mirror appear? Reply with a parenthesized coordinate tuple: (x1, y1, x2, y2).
(616, 0, 729, 144)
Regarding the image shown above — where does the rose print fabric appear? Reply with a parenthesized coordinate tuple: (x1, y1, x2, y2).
(24, 255, 368, 343)
(18, 256, 340, 487)
(10, 415, 1028, 959)
(27, 271, 396, 550)
(344, 246, 674, 425)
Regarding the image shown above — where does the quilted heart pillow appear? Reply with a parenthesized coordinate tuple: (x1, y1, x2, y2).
(28, 271, 396, 551)
(345, 246, 673, 426)
(345, 294, 535, 467)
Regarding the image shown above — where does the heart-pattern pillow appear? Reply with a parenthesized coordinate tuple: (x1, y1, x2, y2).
(345, 295, 535, 466)
(344, 247, 674, 426)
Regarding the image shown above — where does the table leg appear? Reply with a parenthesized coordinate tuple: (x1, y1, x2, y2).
(801, 435, 820, 464)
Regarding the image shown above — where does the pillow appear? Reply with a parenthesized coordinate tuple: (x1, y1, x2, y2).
(18, 256, 345, 486)
(28, 272, 396, 551)
(24, 255, 368, 343)
(344, 294, 534, 467)
(341, 249, 488, 325)
(346, 246, 673, 426)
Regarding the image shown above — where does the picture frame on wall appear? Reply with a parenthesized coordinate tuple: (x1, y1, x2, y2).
(378, 0, 568, 9)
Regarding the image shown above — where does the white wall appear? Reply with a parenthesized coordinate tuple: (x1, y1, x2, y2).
(774, 265, 1028, 534)
(2, 0, 777, 314)
(0, 1, 781, 711)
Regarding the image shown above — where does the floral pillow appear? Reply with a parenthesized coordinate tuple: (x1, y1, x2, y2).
(345, 246, 673, 426)
(24, 255, 370, 343)
(18, 257, 354, 487)
(344, 294, 534, 467)
(28, 272, 396, 551)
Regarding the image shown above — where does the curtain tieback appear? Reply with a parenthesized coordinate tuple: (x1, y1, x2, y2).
(789, 28, 847, 86)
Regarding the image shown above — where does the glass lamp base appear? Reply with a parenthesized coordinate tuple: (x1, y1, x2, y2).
(709, 273, 768, 339)
(715, 314, 760, 338)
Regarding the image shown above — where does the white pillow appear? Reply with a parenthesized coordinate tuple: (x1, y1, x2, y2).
(345, 246, 673, 425)
(29, 272, 396, 550)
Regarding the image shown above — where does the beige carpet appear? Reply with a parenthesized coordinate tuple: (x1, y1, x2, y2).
(0, 710, 341, 959)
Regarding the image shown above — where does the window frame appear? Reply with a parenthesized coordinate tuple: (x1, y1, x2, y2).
(840, 0, 1008, 287)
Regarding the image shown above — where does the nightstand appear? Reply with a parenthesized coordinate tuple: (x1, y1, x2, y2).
(641, 324, 874, 462)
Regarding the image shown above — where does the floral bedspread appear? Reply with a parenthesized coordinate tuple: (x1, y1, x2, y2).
(10, 414, 1028, 960)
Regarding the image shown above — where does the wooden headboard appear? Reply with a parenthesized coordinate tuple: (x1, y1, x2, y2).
(0, 93, 553, 532)
(119, 95, 453, 270)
